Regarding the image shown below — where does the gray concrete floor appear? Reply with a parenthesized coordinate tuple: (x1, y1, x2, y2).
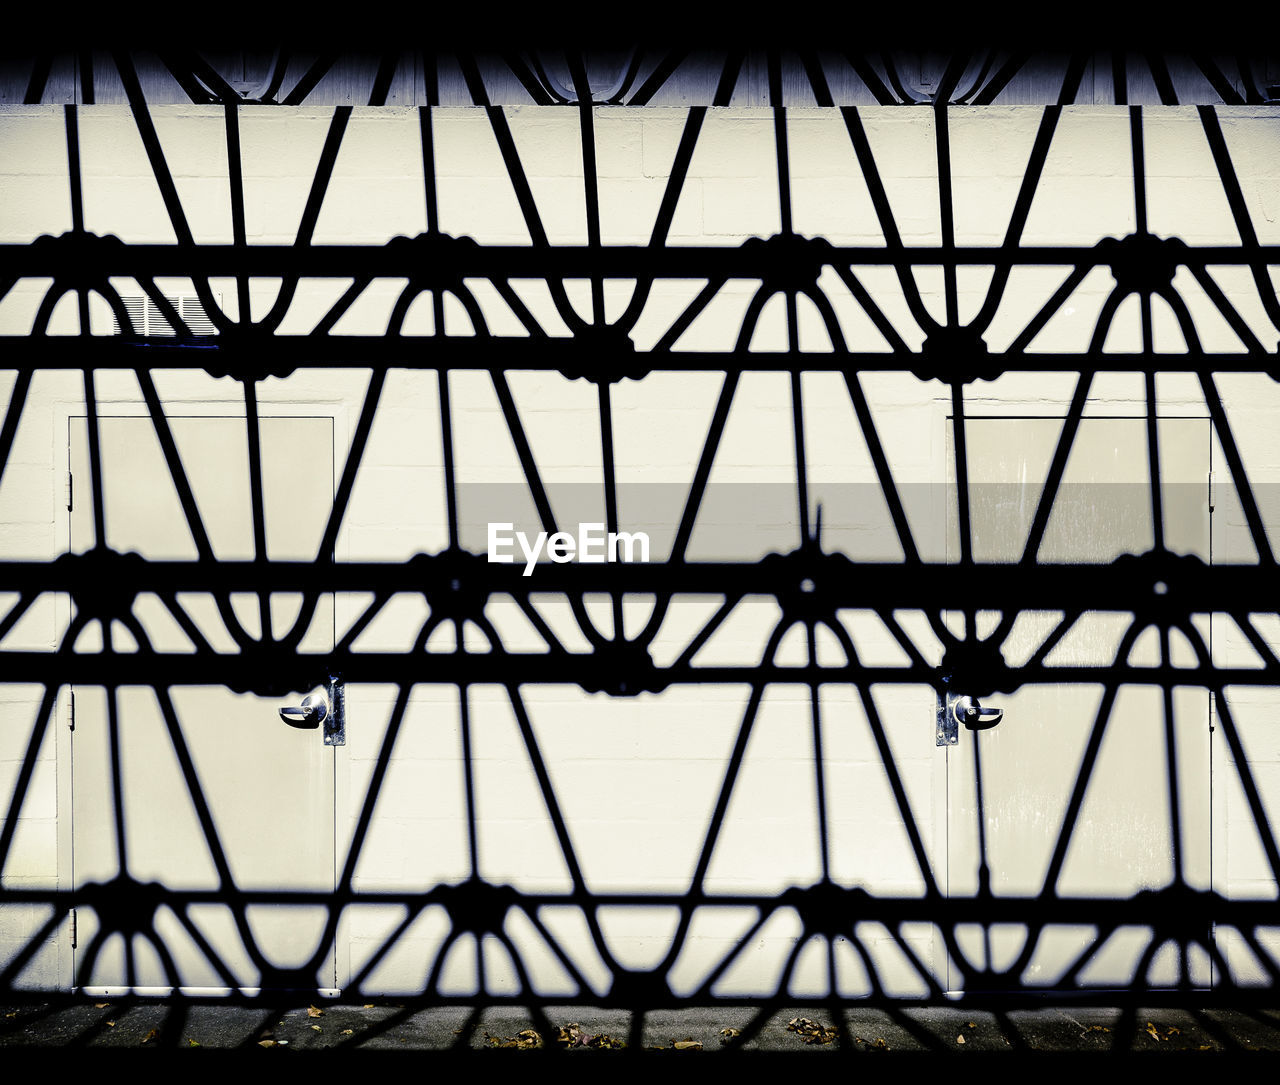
(4, 1000, 1280, 1057)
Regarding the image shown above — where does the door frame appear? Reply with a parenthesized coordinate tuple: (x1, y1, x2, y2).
(55, 391, 352, 994)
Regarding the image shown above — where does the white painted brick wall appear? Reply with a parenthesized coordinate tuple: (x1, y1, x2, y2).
(0, 104, 1278, 995)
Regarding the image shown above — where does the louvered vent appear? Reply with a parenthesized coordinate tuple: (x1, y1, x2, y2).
(114, 294, 218, 336)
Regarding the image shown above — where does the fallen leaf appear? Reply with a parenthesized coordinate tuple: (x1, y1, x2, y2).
(548, 1022, 621, 1050)
(258, 1039, 277, 1049)
(363, 1004, 375, 1010)
(557, 1022, 585, 1048)
(187, 1039, 201, 1048)
(585, 1032, 623, 1050)
(307, 1005, 324, 1018)
(106, 1020, 115, 1027)
(957, 1035, 966, 1044)
(785, 1017, 838, 1045)
(719, 1027, 741, 1043)
(142, 1028, 158, 1044)
(672, 1039, 702, 1051)
(1141, 1022, 1180, 1042)
(341, 1029, 354, 1036)
(94, 1002, 110, 1009)
(967, 1021, 977, 1028)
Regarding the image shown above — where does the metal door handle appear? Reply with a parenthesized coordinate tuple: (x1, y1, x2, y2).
(938, 688, 1004, 745)
(278, 678, 345, 746)
(279, 692, 328, 729)
(953, 695, 1003, 731)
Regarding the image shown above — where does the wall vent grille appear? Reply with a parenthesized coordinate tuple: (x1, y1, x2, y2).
(113, 294, 218, 336)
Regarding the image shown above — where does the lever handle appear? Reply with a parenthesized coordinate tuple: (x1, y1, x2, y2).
(953, 695, 1003, 731)
(279, 692, 328, 729)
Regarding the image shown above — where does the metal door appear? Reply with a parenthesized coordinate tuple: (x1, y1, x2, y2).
(943, 416, 1212, 991)
(68, 414, 336, 994)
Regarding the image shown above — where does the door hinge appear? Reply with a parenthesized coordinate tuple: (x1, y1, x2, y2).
(69, 908, 77, 949)
(1208, 469, 1215, 511)
(66, 689, 75, 732)
(65, 470, 73, 511)
(1210, 690, 1217, 733)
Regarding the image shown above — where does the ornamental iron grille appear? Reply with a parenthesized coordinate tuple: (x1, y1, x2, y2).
(0, 48, 1279, 1042)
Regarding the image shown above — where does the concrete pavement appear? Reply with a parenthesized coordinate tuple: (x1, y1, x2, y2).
(4, 999, 1280, 1057)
